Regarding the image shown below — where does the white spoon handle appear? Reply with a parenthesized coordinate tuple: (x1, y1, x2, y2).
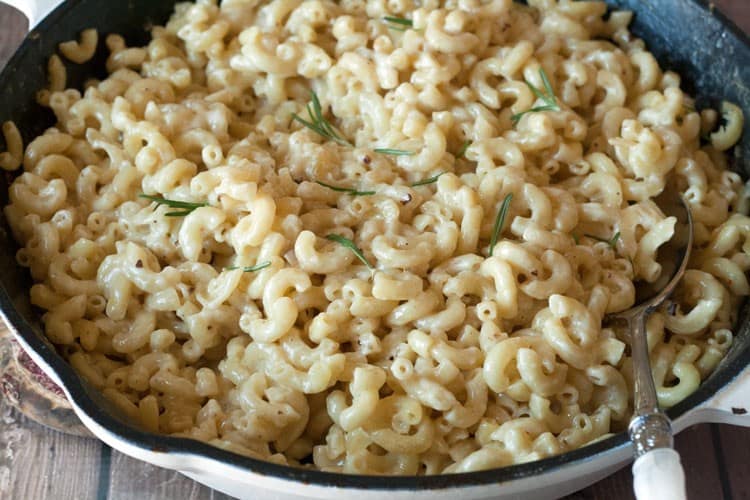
(633, 448, 686, 500)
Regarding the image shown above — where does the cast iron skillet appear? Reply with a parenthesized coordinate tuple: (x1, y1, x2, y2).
(0, 0, 748, 492)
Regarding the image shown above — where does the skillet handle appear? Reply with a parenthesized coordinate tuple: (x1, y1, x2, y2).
(0, 0, 63, 29)
(696, 363, 750, 427)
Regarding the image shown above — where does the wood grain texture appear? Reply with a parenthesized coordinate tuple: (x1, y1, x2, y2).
(0, 397, 102, 499)
(107, 451, 234, 500)
(564, 424, 728, 500)
(717, 424, 750, 499)
(0, 2, 749, 500)
(676, 425, 728, 500)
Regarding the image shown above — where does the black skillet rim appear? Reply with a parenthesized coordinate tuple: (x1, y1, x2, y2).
(0, 0, 749, 492)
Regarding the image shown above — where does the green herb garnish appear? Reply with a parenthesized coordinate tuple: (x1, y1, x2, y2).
(511, 68, 560, 124)
(411, 172, 445, 187)
(226, 261, 271, 272)
(585, 231, 621, 249)
(292, 91, 351, 146)
(374, 148, 415, 156)
(489, 193, 513, 257)
(316, 180, 376, 196)
(383, 15, 413, 31)
(326, 234, 373, 269)
(139, 194, 208, 217)
(456, 140, 471, 159)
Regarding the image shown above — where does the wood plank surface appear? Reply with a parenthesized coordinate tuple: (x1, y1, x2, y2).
(564, 424, 729, 500)
(718, 424, 750, 499)
(0, 397, 102, 499)
(0, 2, 748, 500)
(676, 425, 728, 500)
(107, 452, 234, 500)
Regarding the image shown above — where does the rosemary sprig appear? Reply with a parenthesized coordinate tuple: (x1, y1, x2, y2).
(374, 148, 415, 156)
(411, 172, 445, 187)
(585, 231, 621, 249)
(316, 180, 376, 196)
(511, 68, 560, 124)
(139, 194, 208, 217)
(489, 193, 513, 257)
(456, 140, 471, 159)
(226, 261, 271, 272)
(383, 15, 413, 31)
(291, 91, 351, 146)
(326, 234, 373, 269)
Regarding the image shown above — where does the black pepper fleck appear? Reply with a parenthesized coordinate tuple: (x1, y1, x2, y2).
(667, 302, 677, 316)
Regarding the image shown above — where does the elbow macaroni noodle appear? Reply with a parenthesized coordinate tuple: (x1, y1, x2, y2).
(2, 0, 747, 474)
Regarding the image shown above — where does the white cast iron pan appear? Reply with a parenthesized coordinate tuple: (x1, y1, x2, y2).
(0, 0, 748, 498)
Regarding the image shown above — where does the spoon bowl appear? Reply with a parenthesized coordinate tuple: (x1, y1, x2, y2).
(612, 191, 694, 321)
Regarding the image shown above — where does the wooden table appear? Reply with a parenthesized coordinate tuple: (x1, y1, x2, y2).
(0, 2, 749, 499)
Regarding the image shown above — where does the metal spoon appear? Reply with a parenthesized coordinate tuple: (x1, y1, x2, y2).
(608, 191, 693, 500)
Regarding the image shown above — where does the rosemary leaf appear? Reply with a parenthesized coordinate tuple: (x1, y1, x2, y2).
(374, 148, 415, 156)
(539, 67, 556, 101)
(511, 68, 560, 124)
(292, 91, 351, 146)
(511, 104, 560, 124)
(525, 79, 547, 102)
(411, 172, 445, 187)
(310, 92, 342, 142)
(489, 193, 513, 257)
(315, 180, 376, 196)
(326, 234, 373, 269)
(611, 231, 621, 247)
(584, 231, 621, 249)
(383, 15, 413, 30)
(383, 15, 412, 26)
(456, 140, 471, 159)
(226, 261, 271, 273)
(139, 194, 208, 217)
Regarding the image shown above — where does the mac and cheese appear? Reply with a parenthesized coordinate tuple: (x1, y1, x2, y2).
(2, 0, 747, 474)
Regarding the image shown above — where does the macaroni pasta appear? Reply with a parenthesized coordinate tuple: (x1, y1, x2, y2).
(2, 0, 747, 474)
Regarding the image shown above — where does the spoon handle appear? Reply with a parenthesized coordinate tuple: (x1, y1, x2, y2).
(627, 313, 686, 500)
(630, 312, 661, 418)
(633, 448, 686, 500)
